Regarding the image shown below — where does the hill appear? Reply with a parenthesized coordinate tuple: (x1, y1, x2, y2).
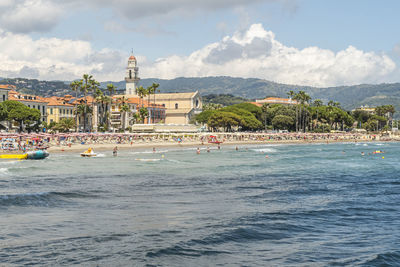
(2, 76, 400, 114)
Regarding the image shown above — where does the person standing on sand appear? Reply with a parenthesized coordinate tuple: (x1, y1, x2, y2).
(113, 146, 118, 157)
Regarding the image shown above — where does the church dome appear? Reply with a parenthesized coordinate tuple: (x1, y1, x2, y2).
(129, 55, 136, 61)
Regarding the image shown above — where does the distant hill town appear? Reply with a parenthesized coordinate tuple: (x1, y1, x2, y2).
(1, 76, 400, 113)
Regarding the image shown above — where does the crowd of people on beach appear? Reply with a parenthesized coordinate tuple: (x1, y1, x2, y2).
(0, 131, 396, 153)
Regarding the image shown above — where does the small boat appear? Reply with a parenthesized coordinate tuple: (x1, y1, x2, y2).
(372, 150, 384, 154)
(81, 148, 97, 157)
(0, 150, 49, 160)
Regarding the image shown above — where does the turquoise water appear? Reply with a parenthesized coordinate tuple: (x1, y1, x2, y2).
(0, 142, 399, 266)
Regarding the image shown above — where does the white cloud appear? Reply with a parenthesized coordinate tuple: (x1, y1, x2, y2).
(0, 0, 283, 34)
(0, 0, 62, 33)
(0, 30, 125, 81)
(141, 24, 396, 87)
(0, 22, 395, 87)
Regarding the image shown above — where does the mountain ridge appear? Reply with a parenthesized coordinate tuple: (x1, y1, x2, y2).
(1, 76, 400, 112)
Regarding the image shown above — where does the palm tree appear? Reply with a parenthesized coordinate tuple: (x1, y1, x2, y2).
(150, 83, 159, 123)
(313, 99, 323, 107)
(70, 80, 82, 132)
(107, 83, 116, 97)
(137, 86, 147, 108)
(117, 96, 130, 130)
(80, 74, 94, 132)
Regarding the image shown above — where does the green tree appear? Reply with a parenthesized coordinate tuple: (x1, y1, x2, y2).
(207, 111, 244, 132)
(2, 100, 40, 132)
(194, 110, 217, 124)
(53, 118, 75, 132)
(139, 107, 149, 123)
(272, 115, 294, 130)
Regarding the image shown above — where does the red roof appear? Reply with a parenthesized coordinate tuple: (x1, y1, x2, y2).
(129, 55, 136, 61)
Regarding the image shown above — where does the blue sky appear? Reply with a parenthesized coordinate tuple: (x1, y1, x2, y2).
(1, 0, 400, 87)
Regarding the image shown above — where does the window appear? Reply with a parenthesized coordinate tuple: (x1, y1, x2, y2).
(37, 105, 40, 110)
(2, 95, 5, 101)
(50, 108, 53, 115)
(175, 103, 178, 109)
(33, 105, 35, 109)
(129, 70, 132, 79)
(28, 105, 30, 108)
(42, 106, 45, 114)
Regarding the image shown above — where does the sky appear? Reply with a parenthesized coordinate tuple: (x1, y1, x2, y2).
(0, 0, 400, 87)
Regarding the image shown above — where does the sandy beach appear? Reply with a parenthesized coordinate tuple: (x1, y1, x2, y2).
(1, 131, 396, 154)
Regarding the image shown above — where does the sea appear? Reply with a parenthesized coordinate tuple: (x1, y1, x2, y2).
(0, 142, 399, 266)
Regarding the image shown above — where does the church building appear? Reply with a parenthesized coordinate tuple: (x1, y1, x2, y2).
(123, 52, 202, 125)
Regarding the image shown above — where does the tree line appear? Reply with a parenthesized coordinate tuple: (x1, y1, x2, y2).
(194, 90, 396, 133)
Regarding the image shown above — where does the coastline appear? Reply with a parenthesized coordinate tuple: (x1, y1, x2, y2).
(46, 138, 390, 154)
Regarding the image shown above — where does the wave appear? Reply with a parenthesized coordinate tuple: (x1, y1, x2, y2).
(251, 148, 277, 153)
(130, 150, 169, 155)
(146, 244, 230, 258)
(361, 251, 400, 266)
(0, 190, 101, 208)
(0, 167, 9, 175)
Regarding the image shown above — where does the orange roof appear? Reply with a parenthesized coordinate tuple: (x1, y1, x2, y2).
(113, 96, 165, 109)
(265, 97, 291, 101)
(256, 97, 298, 104)
(45, 96, 74, 107)
(8, 90, 48, 103)
(71, 96, 95, 105)
(250, 102, 263, 107)
(129, 55, 136, 61)
(0, 84, 16, 90)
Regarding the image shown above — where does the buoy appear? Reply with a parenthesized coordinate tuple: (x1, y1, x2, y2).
(382, 156, 384, 159)
(161, 154, 165, 158)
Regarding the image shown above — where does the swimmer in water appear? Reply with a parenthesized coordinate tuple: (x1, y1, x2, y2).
(196, 148, 200, 154)
(207, 147, 210, 153)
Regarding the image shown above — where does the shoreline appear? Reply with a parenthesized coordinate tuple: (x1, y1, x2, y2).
(46, 138, 393, 154)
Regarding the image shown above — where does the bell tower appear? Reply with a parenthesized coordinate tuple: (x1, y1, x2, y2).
(125, 52, 140, 96)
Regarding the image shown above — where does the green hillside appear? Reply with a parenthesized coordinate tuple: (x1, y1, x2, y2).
(2, 76, 400, 115)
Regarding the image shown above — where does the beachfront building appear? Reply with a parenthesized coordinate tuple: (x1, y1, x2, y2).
(255, 97, 298, 105)
(8, 90, 48, 122)
(110, 96, 166, 131)
(153, 92, 202, 124)
(352, 106, 376, 115)
(122, 53, 201, 125)
(45, 96, 75, 124)
(0, 84, 15, 102)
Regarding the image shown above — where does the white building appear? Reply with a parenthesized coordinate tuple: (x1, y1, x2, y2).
(125, 53, 140, 96)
